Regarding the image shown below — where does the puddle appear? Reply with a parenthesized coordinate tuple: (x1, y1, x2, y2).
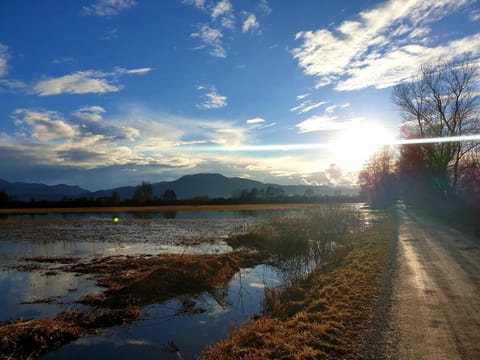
(0, 269, 101, 322)
(42, 264, 281, 360)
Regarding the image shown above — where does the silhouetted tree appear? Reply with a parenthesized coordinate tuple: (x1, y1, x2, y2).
(392, 55, 480, 196)
(0, 189, 8, 207)
(358, 146, 397, 208)
(133, 181, 154, 203)
(111, 191, 120, 205)
(162, 189, 177, 201)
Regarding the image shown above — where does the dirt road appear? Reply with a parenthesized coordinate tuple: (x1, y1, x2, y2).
(386, 207, 480, 359)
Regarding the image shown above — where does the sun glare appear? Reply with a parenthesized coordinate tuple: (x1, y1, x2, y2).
(333, 122, 395, 171)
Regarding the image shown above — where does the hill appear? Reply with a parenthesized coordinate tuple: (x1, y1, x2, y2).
(0, 174, 357, 201)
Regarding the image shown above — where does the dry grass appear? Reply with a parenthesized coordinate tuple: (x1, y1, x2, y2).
(0, 307, 141, 360)
(200, 214, 395, 359)
(65, 250, 268, 308)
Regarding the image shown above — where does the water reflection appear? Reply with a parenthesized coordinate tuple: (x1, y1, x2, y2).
(42, 264, 281, 360)
(0, 269, 101, 322)
(0, 205, 367, 359)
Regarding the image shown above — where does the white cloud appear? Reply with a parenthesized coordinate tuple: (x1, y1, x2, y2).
(470, 9, 480, 21)
(296, 115, 358, 133)
(246, 118, 265, 124)
(5, 106, 251, 172)
(242, 13, 260, 34)
(191, 25, 227, 58)
(211, 0, 232, 19)
(246, 117, 276, 130)
(32, 67, 151, 96)
(290, 100, 327, 114)
(211, 0, 235, 30)
(0, 79, 27, 90)
(296, 93, 310, 100)
(325, 105, 337, 114)
(196, 85, 227, 109)
(293, 0, 480, 91)
(114, 67, 152, 75)
(13, 109, 76, 141)
(72, 106, 106, 122)
(33, 70, 121, 96)
(83, 0, 136, 16)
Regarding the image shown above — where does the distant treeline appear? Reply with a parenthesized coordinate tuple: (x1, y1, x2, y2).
(0, 184, 361, 209)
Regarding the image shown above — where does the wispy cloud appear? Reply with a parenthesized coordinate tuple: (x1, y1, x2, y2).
(246, 117, 276, 130)
(72, 106, 106, 122)
(103, 28, 119, 40)
(0, 46, 27, 91)
(296, 93, 310, 100)
(293, 0, 480, 91)
(0, 44, 9, 78)
(290, 100, 327, 114)
(191, 25, 226, 58)
(246, 117, 265, 124)
(257, 0, 272, 16)
(470, 9, 480, 22)
(32, 67, 152, 96)
(196, 85, 227, 109)
(182, 0, 206, 9)
(325, 105, 337, 114)
(242, 13, 260, 34)
(83, 0, 136, 16)
(33, 70, 122, 96)
(296, 115, 360, 133)
(52, 57, 74, 65)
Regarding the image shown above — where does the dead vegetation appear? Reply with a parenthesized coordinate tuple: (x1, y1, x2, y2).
(0, 250, 267, 360)
(0, 307, 140, 360)
(200, 215, 395, 359)
(66, 250, 268, 308)
(22, 256, 80, 264)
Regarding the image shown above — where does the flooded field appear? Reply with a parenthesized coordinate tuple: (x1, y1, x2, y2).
(0, 205, 366, 359)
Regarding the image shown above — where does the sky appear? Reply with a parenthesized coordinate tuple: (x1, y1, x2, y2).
(0, 0, 479, 190)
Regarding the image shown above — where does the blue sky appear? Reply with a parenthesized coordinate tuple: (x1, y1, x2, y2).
(0, 0, 479, 190)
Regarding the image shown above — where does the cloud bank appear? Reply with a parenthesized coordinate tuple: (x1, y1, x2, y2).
(293, 0, 480, 91)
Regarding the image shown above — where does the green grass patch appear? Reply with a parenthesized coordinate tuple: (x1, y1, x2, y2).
(201, 211, 396, 359)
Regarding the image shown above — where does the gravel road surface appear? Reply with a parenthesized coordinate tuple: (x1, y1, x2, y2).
(386, 207, 480, 359)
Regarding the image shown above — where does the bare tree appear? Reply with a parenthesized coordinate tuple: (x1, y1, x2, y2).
(392, 56, 480, 195)
(358, 146, 397, 208)
(133, 181, 154, 203)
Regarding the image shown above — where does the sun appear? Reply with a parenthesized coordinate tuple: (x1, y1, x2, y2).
(333, 122, 395, 171)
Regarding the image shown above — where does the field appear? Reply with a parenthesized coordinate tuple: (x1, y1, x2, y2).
(0, 204, 395, 359)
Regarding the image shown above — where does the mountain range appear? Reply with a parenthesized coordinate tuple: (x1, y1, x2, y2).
(0, 174, 357, 201)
